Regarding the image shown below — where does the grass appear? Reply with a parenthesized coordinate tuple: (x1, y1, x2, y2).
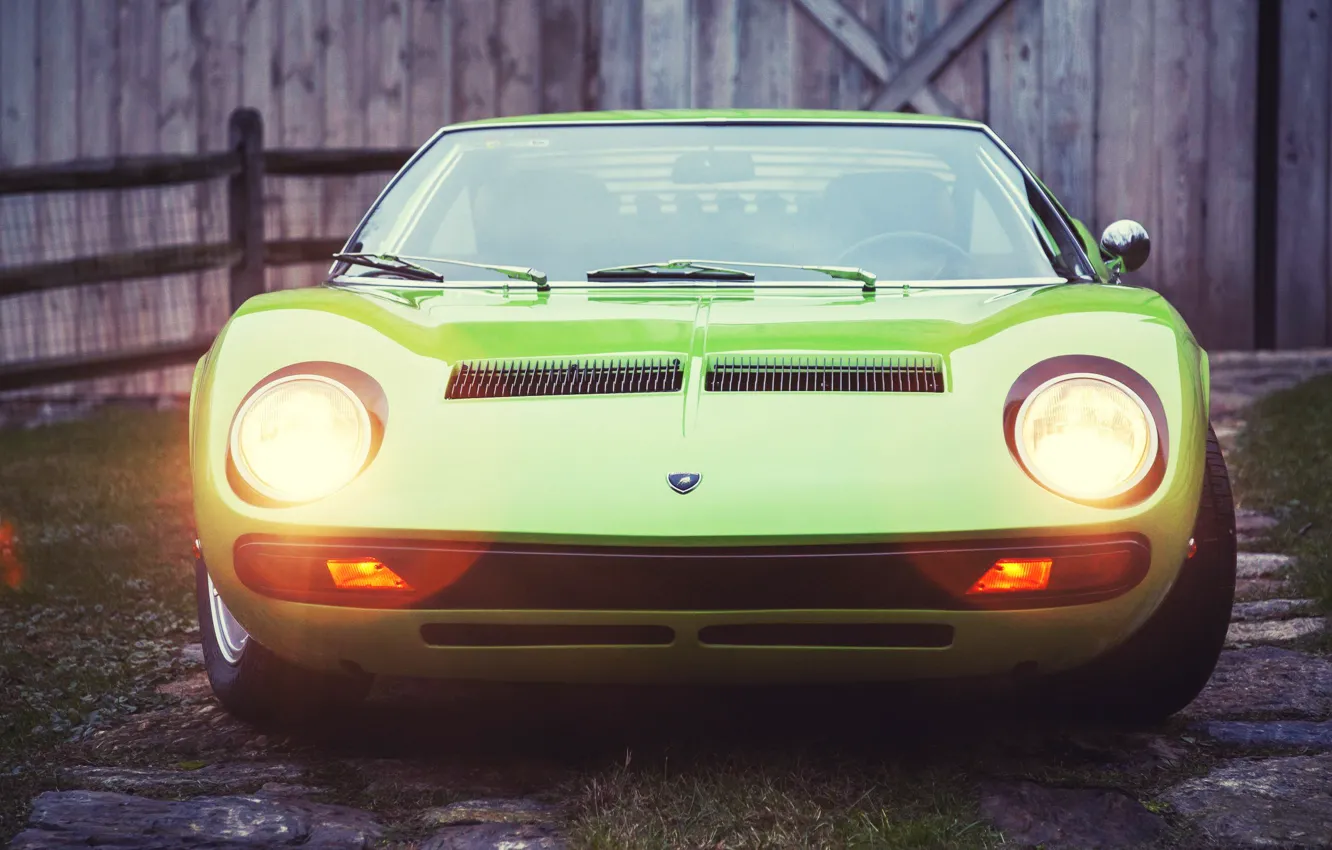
(568, 753, 1001, 849)
(1231, 372, 1332, 636)
(0, 408, 196, 839)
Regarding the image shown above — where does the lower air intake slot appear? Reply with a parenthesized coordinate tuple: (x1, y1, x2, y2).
(447, 357, 684, 399)
(698, 623, 954, 648)
(420, 624, 675, 647)
(706, 355, 945, 393)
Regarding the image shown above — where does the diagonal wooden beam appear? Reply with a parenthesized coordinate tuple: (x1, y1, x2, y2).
(866, 0, 1012, 112)
(791, 0, 956, 116)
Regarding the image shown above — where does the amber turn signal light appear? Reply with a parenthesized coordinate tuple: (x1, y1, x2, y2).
(967, 558, 1053, 594)
(327, 558, 411, 590)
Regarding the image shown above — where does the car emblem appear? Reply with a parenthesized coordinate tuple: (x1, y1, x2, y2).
(667, 472, 702, 494)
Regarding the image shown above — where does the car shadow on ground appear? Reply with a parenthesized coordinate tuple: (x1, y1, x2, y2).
(283, 675, 1136, 764)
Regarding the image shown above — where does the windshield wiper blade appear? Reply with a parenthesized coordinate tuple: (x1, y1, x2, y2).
(398, 254, 550, 290)
(642, 259, 877, 291)
(332, 252, 444, 282)
(711, 260, 877, 292)
(587, 260, 756, 281)
(334, 252, 550, 290)
(586, 259, 876, 291)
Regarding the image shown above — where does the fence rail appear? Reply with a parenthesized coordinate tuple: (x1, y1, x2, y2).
(264, 149, 418, 177)
(0, 108, 415, 394)
(0, 243, 240, 298)
(0, 339, 218, 394)
(0, 149, 417, 196)
(0, 152, 242, 195)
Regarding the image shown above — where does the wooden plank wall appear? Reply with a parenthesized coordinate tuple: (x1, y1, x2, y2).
(0, 0, 1300, 398)
(1276, 0, 1330, 349)
(1, 0, 41, 380)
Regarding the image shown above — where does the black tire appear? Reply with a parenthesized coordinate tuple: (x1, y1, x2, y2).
(196, 559, 373, 726)
(1033, 425, 1237, 724)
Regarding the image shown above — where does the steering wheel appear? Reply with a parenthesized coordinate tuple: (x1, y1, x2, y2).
(834, 230, 973, 281)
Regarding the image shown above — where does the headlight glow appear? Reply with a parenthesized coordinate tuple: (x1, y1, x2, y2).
(230, 375, 371, 502)
(1016, 374, 1157, 501)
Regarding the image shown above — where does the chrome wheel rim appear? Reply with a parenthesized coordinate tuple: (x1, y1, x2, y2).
(207, 574, 250, 665)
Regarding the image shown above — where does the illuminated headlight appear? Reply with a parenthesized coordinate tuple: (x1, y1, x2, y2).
(230, 375, 372, 502)
(1016, 374, 1158, 501)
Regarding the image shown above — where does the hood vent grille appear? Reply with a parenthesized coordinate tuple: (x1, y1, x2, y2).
(706, 355, 945, 393)
(447, 357, 684, 399)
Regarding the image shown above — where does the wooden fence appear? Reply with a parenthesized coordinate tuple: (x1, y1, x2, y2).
(0, 0, 1325, 396)
(0, 109, 414, 392)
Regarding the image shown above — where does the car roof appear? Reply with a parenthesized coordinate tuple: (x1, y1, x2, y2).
(447, 108, 988, 131)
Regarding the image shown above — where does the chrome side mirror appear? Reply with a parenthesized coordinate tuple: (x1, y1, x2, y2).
(1100, 220, 1151, 273)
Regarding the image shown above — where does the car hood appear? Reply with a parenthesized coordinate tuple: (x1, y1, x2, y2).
(227, 281, 1180, 365)
(195, 282, 1206, 542)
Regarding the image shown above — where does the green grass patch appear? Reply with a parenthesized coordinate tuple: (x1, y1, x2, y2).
(566, 751, 1002, 849)
(1232, 372, 1332, 629)
(0, 409, 196, 840)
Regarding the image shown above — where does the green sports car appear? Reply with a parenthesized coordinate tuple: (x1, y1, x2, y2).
(190, 110, 1235, 725)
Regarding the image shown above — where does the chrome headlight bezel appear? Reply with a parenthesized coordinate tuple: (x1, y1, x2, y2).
(229, 373, 374, 504)
(1005, 357, 1168, 507)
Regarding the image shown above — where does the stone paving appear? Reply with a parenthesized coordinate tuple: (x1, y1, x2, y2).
(1165, 756, 1332, 848)
(8, 351, 1332, 849)
(1164, 351, 1332, 848)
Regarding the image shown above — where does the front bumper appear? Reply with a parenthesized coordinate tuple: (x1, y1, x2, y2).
(233, 534, 1149, 611)
(200, 530, 1183, 684)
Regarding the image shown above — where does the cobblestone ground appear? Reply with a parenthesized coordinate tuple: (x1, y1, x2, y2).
(9, 351, 1332, 849)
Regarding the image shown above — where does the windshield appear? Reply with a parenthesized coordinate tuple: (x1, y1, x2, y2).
(343, 122, 1089, 285)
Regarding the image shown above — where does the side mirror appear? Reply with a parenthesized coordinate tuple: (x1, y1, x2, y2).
(1100, 220, 1151, 273)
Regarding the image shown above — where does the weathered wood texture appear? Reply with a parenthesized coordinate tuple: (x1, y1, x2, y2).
(0, 0, 1293, 397)
(76, 0, 122, 395)
(1276, 0, 1329, 348)
(1203, 0, 1258, 349)
(1, 0, 40, 384)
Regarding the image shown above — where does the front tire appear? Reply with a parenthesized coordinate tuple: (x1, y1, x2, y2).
(196, 559, 372, 725)
(1034, 425, 1237, 723)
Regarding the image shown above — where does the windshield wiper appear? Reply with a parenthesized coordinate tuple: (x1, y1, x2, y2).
(715, 261, 877, 292)
(333, 252, 550, 291)
(332, 252, 444, 282)
(587, 260, 756, 281)
(587, 259, 876, 291)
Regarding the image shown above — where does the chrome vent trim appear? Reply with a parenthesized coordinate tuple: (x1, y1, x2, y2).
(446, 356, 684, 399)
(705, 354, 945, 393)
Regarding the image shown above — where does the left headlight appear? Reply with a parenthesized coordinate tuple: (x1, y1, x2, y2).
(1016, 374, 1158, 501)
(230, 375, 372, 503)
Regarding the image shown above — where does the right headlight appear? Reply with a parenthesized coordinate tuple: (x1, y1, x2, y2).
(1015, 373, 1158, 501)
(230, 374, 372, 503)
